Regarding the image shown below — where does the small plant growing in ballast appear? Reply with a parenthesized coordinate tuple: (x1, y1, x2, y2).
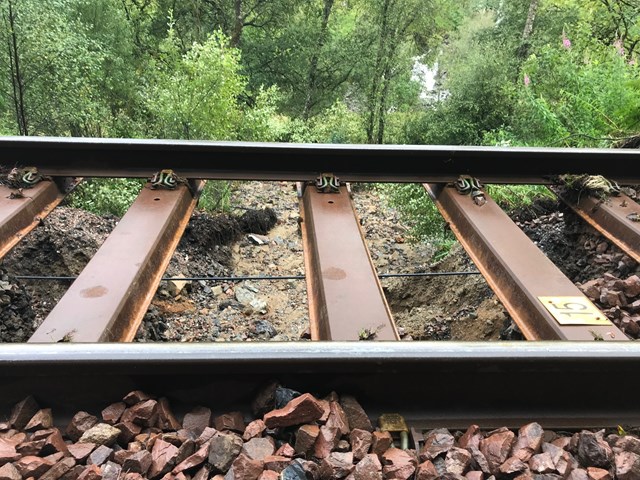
(358, 324, 385, 341)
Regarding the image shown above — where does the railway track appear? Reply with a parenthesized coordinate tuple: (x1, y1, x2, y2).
(1, 137, 640, 479)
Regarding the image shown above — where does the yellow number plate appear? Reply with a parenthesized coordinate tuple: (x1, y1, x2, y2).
(538, 296, 612, 326)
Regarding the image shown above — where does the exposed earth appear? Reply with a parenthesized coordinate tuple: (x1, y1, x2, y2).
(1, 181, 639, 343)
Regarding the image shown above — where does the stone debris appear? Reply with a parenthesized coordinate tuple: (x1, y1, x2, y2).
(25, 410, 53, 432)
(242, 420, 265, 442)
(262, 393, 324, 429)
(233, 286, 268, 314)
(274, 444, 295, 458)
(181, 407, 211, 436)
(0, 462, 22, 480)
(512, 422, 545, 462)
(157, 399, 181, 432)
(121, 400, 158, 429)
(444, 448, 472, 475)
(166, 276, 190, 298)
(314, 426, 340, 459)
(78, 425, 121, 447)
(247, 234, 270, 246)
(381, 448, 416, 479)
(341, 395, 374, 432)
(480, 428, 515, 473)
(66, 444, 94, 463)
(320, 451, 354, 479)
(1, 389, 639, 480)
(0, 441, 20, 465)
(148, 439, 178, 478)
(66, 412, 99, 444)
(8, 397, 39, 431)
(578, 273, 640, 338)
(420, 429, 455, 461)
(87, 445, 112, 466)
(213, 413, 245, 434)
(293, 425, 319, 456)
(350, 429, 373, 461)
(371, 431, 393, 456)
(353, 453, 382, 480)
(241, 438, 275, 462)
(208, 433, 243, 473)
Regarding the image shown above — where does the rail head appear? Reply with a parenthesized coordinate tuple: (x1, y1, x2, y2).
(5, 341, 640, 366)
(2, 342, 640, 428)
(2, 136, 639, 183)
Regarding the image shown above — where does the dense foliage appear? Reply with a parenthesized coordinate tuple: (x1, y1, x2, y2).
(2, 0, 636, 144)
(1, 0, 638, 230)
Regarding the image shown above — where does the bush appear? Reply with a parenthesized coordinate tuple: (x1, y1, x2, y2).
(380, 182, 553, 262)
(512, 39, 640, 147)
(380, 183, 452, 242)
(485, 184, 554, 212)
(69, 178, 143, 217)
(198, 181, 235, 213)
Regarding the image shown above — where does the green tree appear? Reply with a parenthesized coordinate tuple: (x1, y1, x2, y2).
(403, 0, 639, 147)
(0, 0, 112, 136)
(572, 0, 640, 58)
(240, 0, 365, 119)
(404, 8, 518, 145)
(511, 37, 640, 146)
(154, 0, 295, 48)
(146, 28, 246, 140)
(120, 0, 160, 55)
(352, 0, 463, 143)
(72, 0, 145, 137)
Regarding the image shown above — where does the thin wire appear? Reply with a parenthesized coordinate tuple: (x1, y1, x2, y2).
(378, 272, 480, 278)
(15, 271, 481, 282)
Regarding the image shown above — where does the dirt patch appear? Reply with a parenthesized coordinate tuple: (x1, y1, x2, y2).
(381, 243, 509, 341)
(1, 208, 117, 336)
(514, 200, 638, 284)
(136, 181, 308, 343)
(237, 208, 278, 234)
(0, 268, 36, 342)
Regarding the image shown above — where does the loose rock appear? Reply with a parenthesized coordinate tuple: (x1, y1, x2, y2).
(78, 425, 121, 447)
(263, 393, 324, 429)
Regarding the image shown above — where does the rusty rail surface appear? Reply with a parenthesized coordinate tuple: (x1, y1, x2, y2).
(424, 183, 627, 341)
(2, 136, 640, 183)
(0, 179, 75, 259)
(299, 185, 398, 341)
(553, 188, 640, 264)
(28, 182, 201, 343)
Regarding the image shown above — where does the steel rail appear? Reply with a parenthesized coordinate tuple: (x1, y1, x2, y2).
(300, 185, 399, 340)
(425, 183, 627, 341)
(1, 342, 640, 429)
(28, 182, 202, 343)
(552, 188, 640, 264)
(0, 179, 76, 259)
(1, 136, 639, 183)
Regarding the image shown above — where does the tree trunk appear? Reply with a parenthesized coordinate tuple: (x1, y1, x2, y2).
(366, 0, 391, 143)
(230, 0, 243, 47)
(6, 0, 28, 135)
(192, 0, 203, 43)
(375, 64, 392, 144)
(302, 0, 334, 120)
(521, 0, 539, 41)
(518, 0, 539, 58)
